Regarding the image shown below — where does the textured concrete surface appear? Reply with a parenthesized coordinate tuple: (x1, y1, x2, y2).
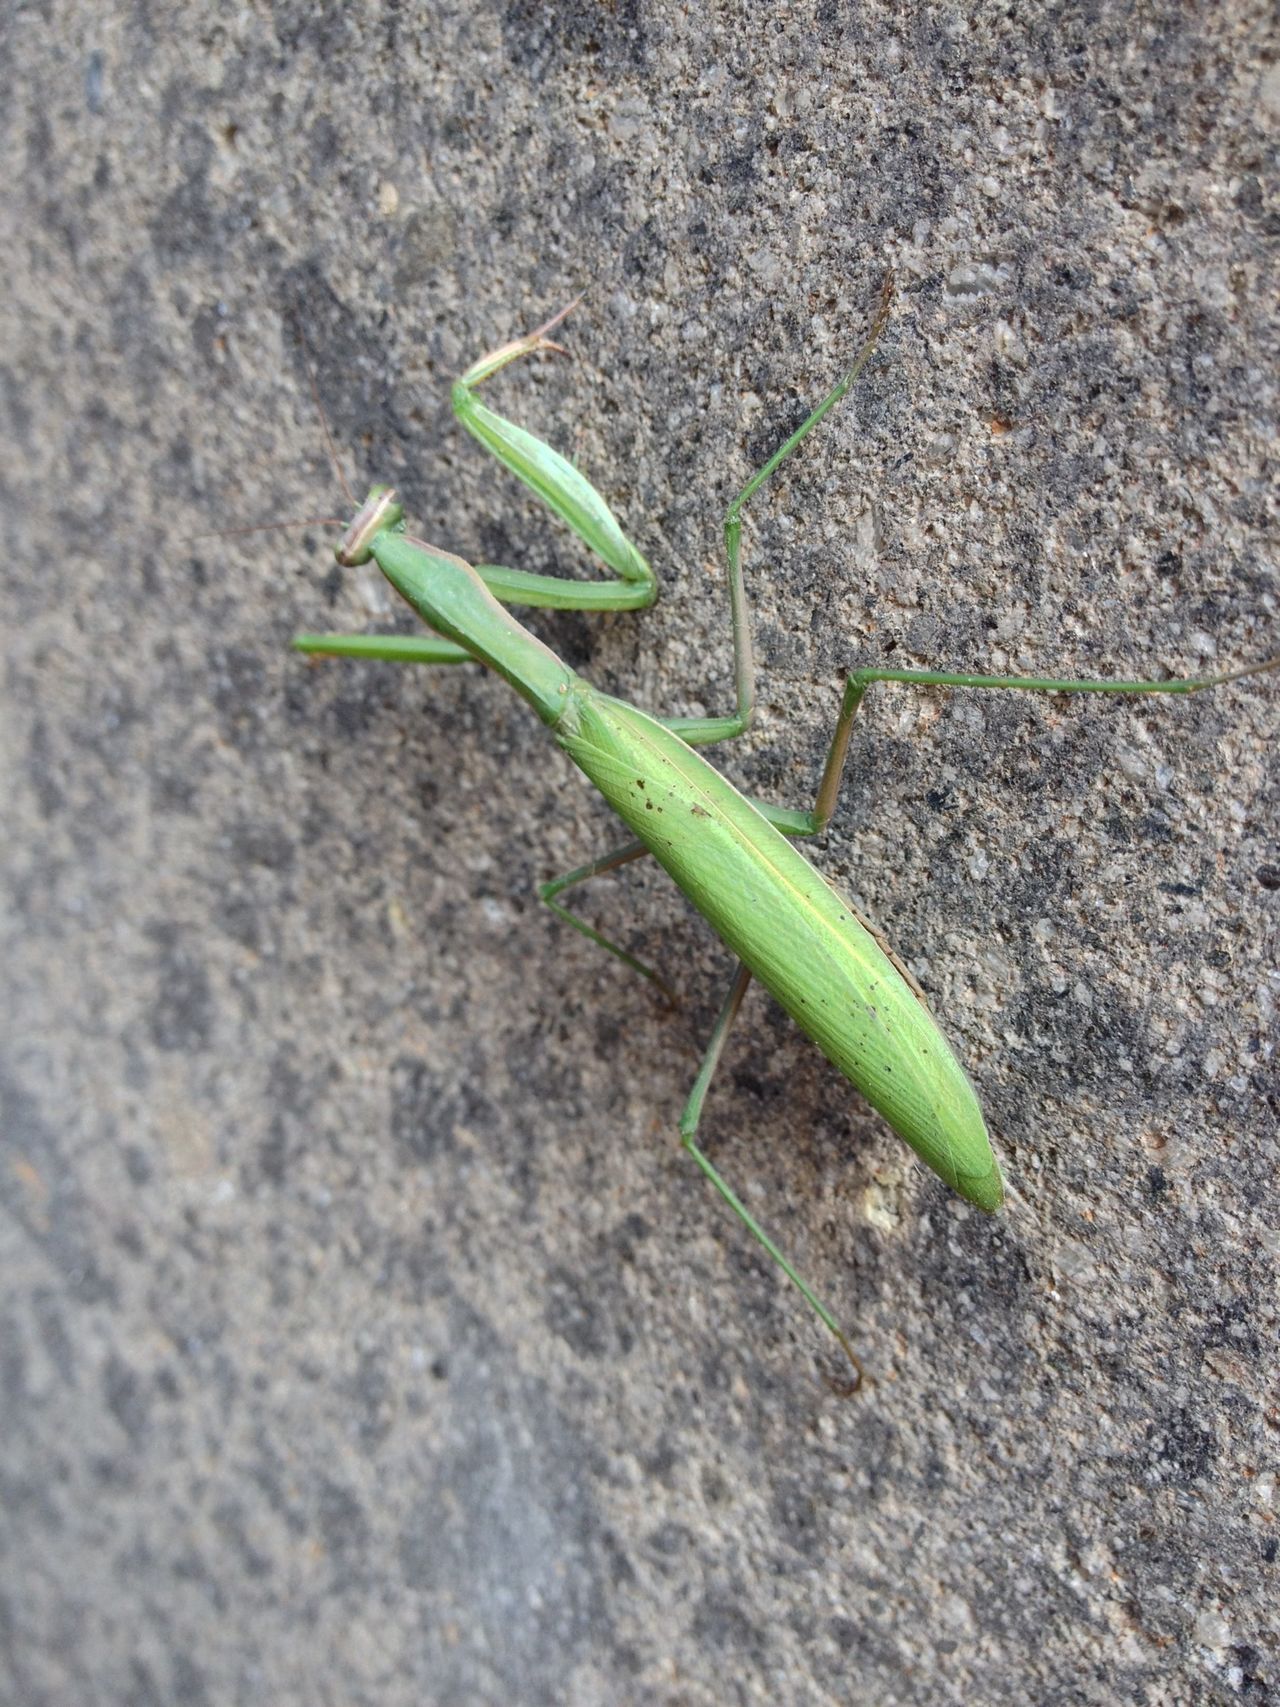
(2, 4, 1277, 1704)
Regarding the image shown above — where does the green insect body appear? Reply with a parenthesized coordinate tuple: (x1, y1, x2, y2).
(365, 518, 1001, 1203)
(295, 287, 1275, 1382)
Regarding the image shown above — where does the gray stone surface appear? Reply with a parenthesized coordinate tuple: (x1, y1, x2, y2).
(2, 4, 1277, 1703)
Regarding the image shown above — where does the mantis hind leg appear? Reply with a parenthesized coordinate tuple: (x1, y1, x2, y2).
(679, 960, 862, 1393)
(540, 803, 864, 1383)
(539, 840, 862, 1385)
(538, 839, 675, 1001)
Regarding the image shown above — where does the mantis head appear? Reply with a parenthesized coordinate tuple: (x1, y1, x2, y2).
(336, 486, 404, 567)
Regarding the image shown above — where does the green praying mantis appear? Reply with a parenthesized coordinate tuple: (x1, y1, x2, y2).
(291, 280, 1276, 1385)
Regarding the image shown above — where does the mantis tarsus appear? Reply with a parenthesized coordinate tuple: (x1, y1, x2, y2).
(292, 282, 1276, 1386)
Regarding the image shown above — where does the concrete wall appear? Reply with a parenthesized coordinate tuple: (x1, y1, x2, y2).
(2, 4, 1276, 1703)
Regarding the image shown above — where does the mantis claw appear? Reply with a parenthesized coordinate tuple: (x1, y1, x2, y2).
(820, 1332, 866, 1399)
(526, 292, 586, 343)
(458, 294, 586, 388)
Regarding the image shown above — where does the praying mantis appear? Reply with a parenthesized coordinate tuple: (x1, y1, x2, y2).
(292, 281, 1276, 1384)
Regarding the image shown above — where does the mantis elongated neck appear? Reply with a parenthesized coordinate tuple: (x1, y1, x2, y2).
(372, 530, 575, 727)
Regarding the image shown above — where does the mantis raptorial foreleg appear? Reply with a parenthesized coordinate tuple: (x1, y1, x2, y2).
(297, 302, 660, 671)
(296, 284, 896, 732)
(292, 631, 475, 665)
(450, 301, 658, 612)
(449, 287, 884, 751)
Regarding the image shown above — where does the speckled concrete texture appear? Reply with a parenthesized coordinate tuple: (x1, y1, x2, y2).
(1, 4, 1277, 1704)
